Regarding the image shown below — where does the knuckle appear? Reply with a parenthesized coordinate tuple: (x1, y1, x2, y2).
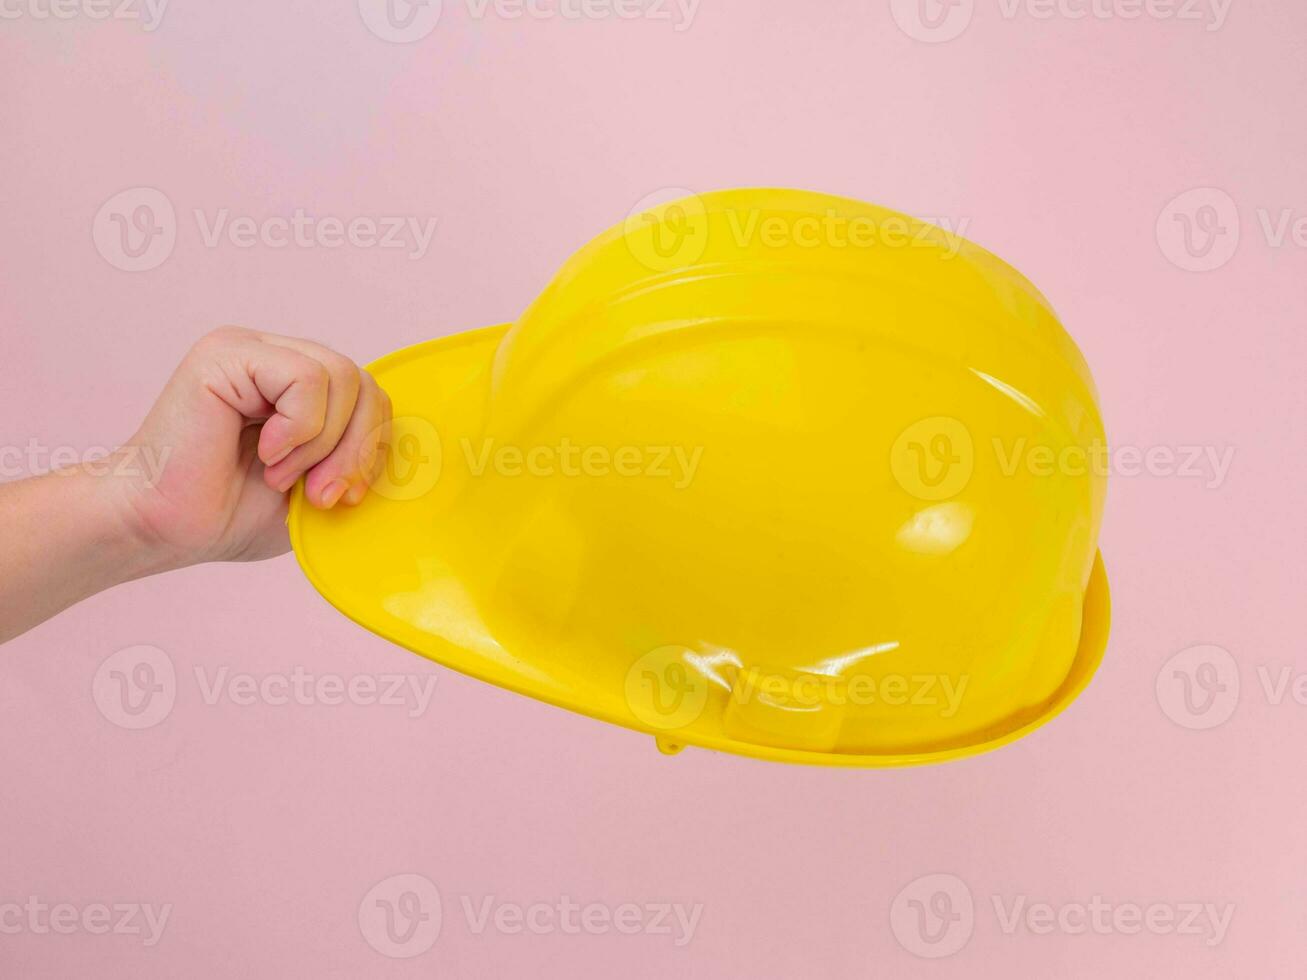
(210, 323, 249, 341)
(195, 324, 246, 352)
(338, 365, 363, 401)
(325, 351, 359, 382)
(304, 360, 332, 393)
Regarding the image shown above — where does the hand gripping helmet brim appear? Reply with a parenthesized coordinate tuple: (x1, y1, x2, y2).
(289, 189, 1110, 767)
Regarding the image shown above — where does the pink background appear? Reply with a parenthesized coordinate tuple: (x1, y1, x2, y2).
(2, 1, 1304, 976)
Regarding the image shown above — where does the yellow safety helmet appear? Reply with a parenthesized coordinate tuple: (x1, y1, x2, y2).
(290, 188, 1109, 767)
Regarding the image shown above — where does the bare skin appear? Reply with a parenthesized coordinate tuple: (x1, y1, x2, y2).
(0, 326, 391, 644)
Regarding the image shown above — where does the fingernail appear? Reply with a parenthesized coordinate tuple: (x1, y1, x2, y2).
(320, 479, 348, 507)
(276, 472, 300, 494)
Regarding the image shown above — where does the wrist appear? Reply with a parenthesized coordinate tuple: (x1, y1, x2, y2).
(81, 450, 188, 581)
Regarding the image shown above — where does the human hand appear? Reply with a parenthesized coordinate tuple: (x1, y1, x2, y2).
(0, 326, 391, 644)
(114, 326, 392, 568)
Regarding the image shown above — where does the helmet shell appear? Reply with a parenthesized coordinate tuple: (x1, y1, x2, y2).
(434, 188, 1107, 759)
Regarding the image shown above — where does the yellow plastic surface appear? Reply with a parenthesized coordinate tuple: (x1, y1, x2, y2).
(290, 188, 1110, 767)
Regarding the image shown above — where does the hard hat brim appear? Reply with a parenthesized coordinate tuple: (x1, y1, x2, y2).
(289, 324, 1111, 768)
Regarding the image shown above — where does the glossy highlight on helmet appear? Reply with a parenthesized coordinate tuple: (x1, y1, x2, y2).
(290, 188, 1110, 767)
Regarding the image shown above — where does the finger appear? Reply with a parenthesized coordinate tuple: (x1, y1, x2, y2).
(351, 376, 393, 504)
(346, 374, 392, 504)
(260, 339, 363, 494)
(303, 370, 391, 508)
(207, 331, 331, 468)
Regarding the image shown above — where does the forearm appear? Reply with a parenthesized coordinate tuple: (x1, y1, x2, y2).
(1, 328, 387, 644)
(0, 461, 167, 644)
